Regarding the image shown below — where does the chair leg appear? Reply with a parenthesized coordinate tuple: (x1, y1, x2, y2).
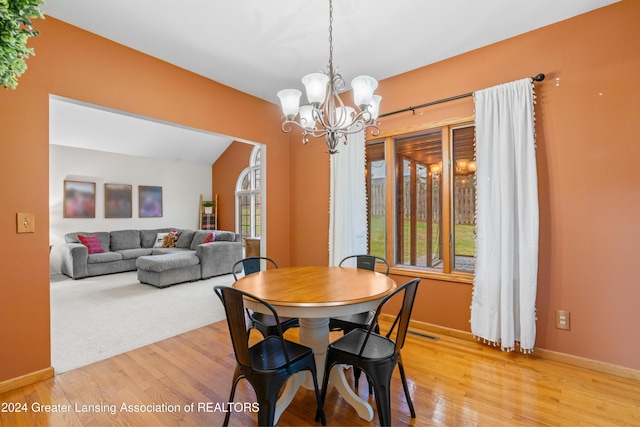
(353, 367, 362, 389)
(366, 361, 396, 427)
(317, 355, 335, 423)
(253, 375, 289, 427)
(308, 366, 327, 426)
(353, 368, 374, 395)
(397, 357, 416, 418)
(256, 399, 276, 427)
(223, 369, 242, 427)
(370, 375, 393, 427)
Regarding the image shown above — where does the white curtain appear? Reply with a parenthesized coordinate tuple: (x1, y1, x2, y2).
(470, 78, 539, 353)
(328, 130, 368, 266)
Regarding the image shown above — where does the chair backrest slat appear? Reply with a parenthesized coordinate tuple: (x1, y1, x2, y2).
(214, 286, 289, 367)
(393, 279, 419, 351)
(232, 256, 278, 281)
(339, 254, 390, 276)
(359, 278, 420, 357)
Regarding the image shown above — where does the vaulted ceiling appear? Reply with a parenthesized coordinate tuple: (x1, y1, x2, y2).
(43, 0, 619, 163)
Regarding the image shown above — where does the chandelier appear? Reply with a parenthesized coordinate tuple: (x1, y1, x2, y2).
(455, 159, 476, 176)
(277, 0, 381, 154)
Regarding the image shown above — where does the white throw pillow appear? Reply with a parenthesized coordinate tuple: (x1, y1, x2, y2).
(153, 232, 169, 248)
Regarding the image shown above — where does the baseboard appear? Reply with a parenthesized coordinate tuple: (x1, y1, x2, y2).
(380, 314, 640, 382)
(0, 367, 54, 395)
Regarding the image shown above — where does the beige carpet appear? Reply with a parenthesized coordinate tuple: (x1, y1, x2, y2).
(50, 271, 233, 373)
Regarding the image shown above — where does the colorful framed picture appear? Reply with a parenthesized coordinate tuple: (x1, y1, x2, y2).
(63, 180, 96, 218)
(105, 183, 132, 218)
(139, 186, 163, 217)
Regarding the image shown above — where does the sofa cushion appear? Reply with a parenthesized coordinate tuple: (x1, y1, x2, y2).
(176, 229, 196, 248)
(78, 234, 105, 254)
(136, 253, 200, 273)
(151, 247, 192, 255)
(87, 251, 122, 264)
(140, 228, 173, 248)
(117, 248, 153, 260)
(68, 232, 111, 251)
(213, 230, 237, 242)
(153, 233, 169, 248)
(110, 230, 141, 251)
(190, 230, 214, 250)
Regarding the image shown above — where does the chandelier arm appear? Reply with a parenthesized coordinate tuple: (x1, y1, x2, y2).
(330, 110, 373, 133)
(280, 120, 299, 134)
(301, 128, 330, 138)
(282, 117, 334, 139)
(368, 125, 381, 137)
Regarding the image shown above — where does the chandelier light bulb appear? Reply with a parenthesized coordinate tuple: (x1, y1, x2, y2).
(334, 106, 355, 129)
(302, 73, 330, 107)
(368, 95, 382, 120)
(351, 75, 378, 110)
(277, 89, 302, 120)
(299, 105, 316, 129)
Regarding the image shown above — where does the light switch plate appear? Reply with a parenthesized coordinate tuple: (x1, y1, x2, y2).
(17, 213, 35, 233)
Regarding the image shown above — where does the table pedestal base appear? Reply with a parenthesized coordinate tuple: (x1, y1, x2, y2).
(273, 317, 374, 424)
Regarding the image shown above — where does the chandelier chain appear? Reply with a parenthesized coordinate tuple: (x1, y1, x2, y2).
(328, 0, 334, 75)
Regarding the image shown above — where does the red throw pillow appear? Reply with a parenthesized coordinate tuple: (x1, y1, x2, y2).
(203, 232, 215, 243)
(78, 234, 105, 254)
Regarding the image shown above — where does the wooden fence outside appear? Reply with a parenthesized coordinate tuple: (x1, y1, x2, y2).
(370, 179, 475, 225)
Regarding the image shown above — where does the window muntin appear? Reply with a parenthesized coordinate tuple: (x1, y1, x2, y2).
(451, 126, 476, 273)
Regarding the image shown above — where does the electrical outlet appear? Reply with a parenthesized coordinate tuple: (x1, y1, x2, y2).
(556, 310, 571, 330)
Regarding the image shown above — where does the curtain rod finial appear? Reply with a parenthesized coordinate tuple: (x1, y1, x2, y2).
(532, 74, 545, 82)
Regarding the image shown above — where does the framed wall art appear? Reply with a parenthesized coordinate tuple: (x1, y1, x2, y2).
(139, 186, 163, 217)
(105, 183, 132, 218)
(63, 180, 96, 218)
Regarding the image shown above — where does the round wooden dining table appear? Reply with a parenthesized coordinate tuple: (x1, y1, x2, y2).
(233, 265, 396, 423)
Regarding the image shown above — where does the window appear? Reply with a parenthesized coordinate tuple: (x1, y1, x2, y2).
(366, 119, 475, 278)
(236, 146, 262, 238)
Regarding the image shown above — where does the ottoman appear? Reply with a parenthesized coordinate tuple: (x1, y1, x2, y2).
(136, 253, 201, 288)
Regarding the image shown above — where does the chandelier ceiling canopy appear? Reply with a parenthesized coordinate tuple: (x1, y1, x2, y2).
(277, 0, 381, 154)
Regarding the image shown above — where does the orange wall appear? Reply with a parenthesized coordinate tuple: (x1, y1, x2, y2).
(0, 18, 289, 381)
(289, 1, 640, 370)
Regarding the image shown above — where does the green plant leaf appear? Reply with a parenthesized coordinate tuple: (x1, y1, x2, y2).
(0, 0, 44, 89)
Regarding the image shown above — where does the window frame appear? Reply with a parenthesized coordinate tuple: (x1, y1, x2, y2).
(235, 145, 262, 239)
(367, 116, 475, 283)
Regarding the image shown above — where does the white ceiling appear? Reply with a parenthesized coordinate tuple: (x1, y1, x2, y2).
(49, 96, 233, 164)
(43, 0, 618, 163)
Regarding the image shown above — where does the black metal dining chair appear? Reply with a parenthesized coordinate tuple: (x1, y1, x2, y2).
(331, 255, 390, 333)
(330, 254, 390, 391)
(232, 256, 299, 337)
(214, 285, 326, 427)
(318, 278, 420, 427)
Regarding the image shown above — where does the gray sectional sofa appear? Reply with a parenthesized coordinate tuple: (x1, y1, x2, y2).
(60, 228, 243, 286)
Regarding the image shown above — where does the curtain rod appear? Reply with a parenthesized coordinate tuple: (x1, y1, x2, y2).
(378, 73, 545, 118)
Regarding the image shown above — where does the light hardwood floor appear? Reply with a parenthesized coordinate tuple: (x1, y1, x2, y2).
(1, 319, 639, 426)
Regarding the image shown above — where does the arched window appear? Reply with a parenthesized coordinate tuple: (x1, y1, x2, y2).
(236, 146, 262, 238)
